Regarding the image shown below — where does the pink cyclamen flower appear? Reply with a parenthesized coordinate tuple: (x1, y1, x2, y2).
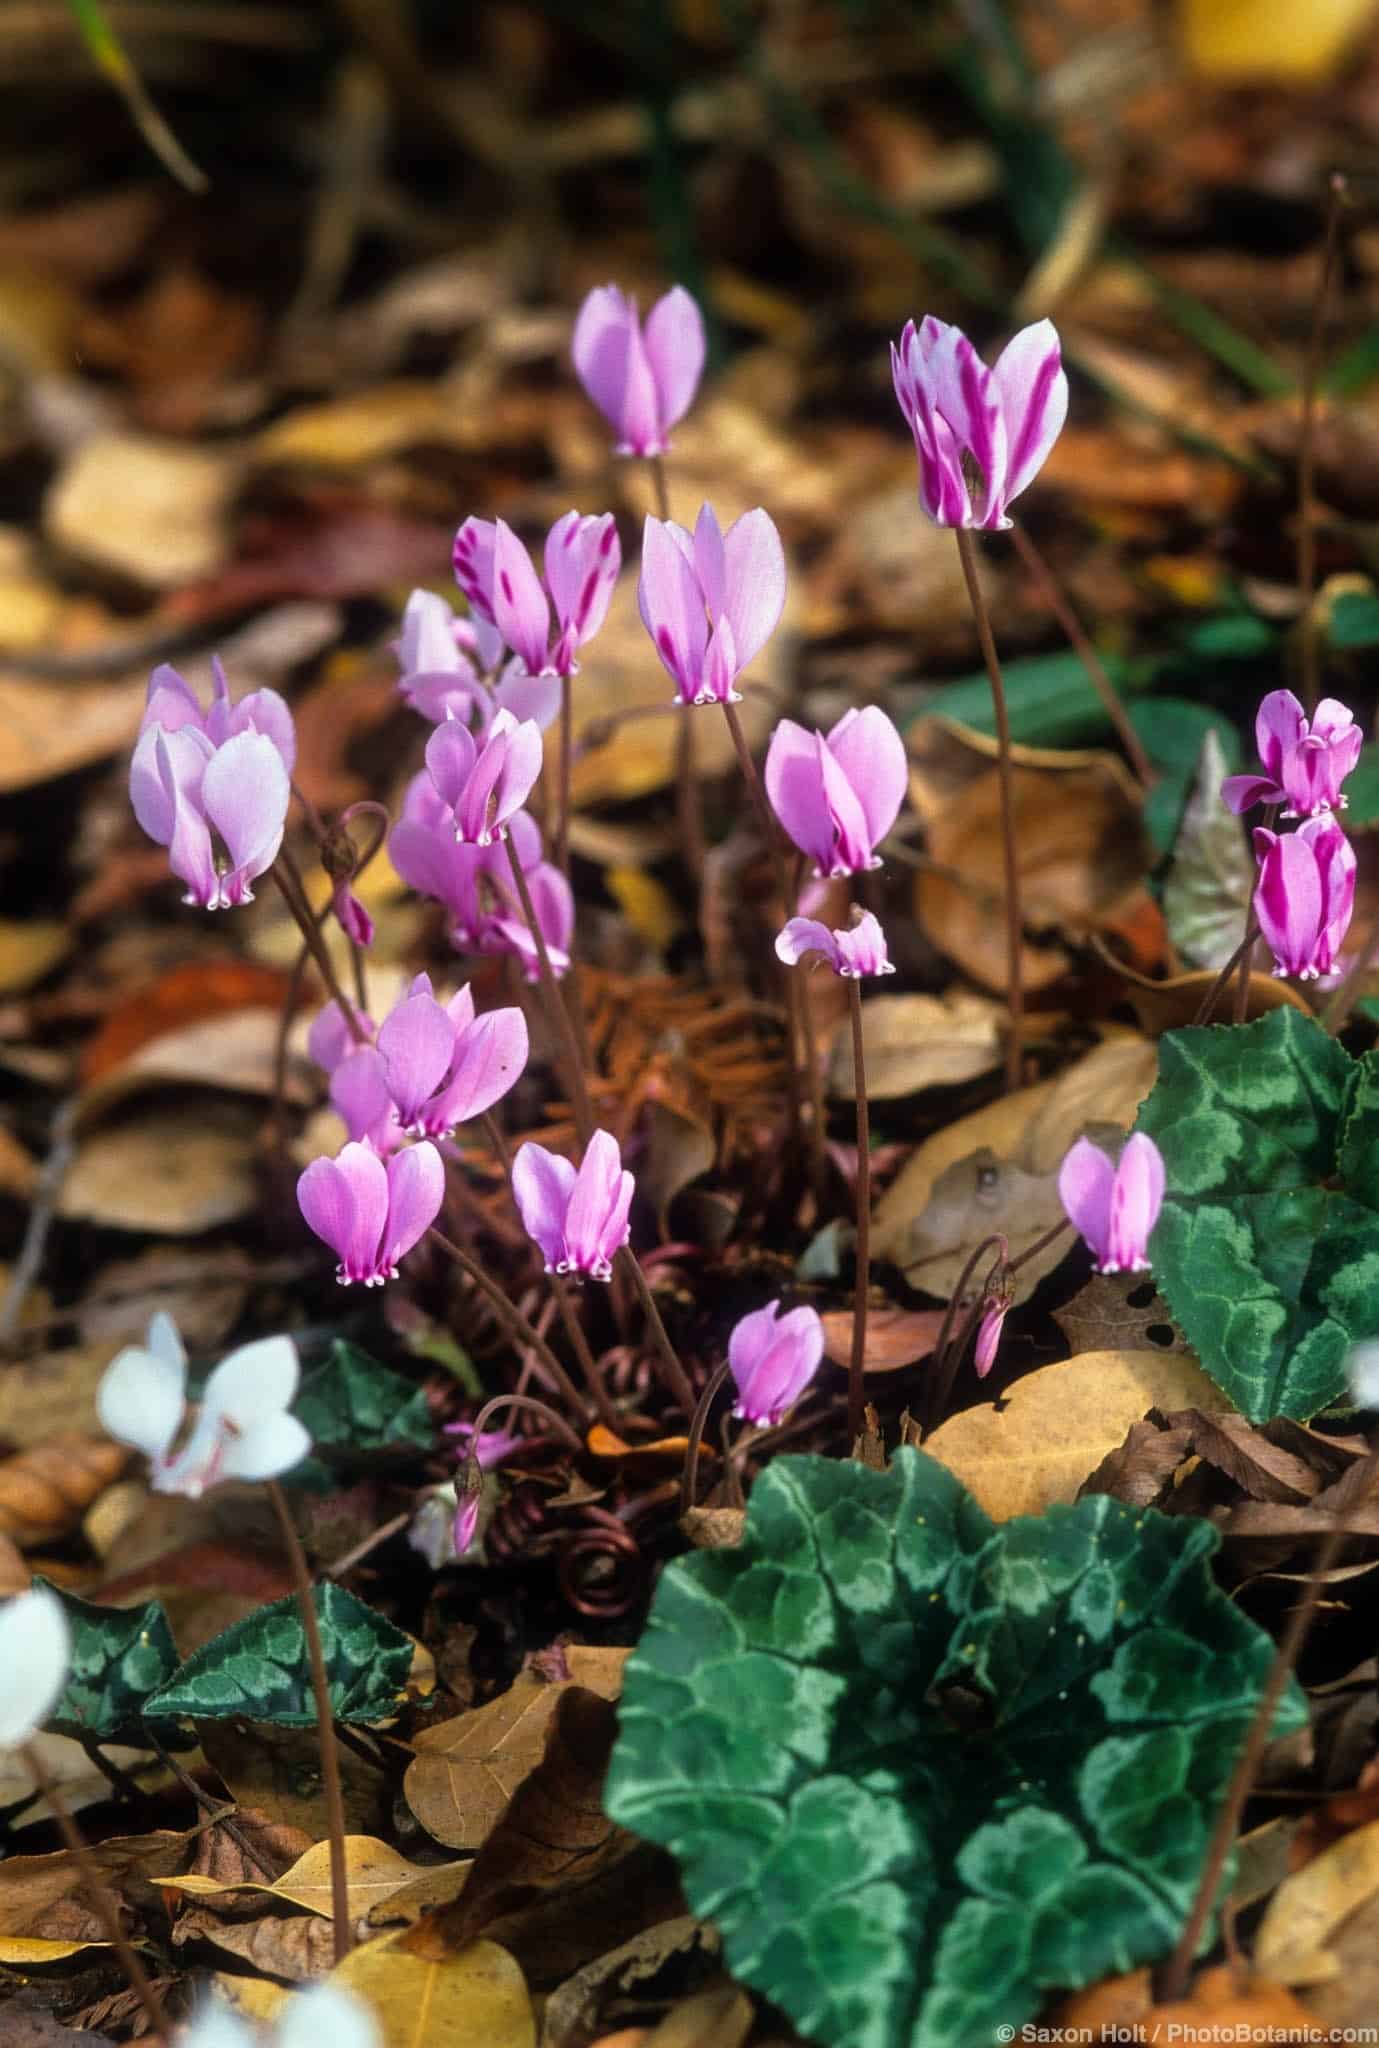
(97, 1312, 309, 1497)
(728, 1301, 824, 1426)
(393, 589, 561, 731)
(571, 284, 705, 458)
(511, 1129, 634, 1282)
(1253, 814, 1357, 980)
(389, 783, 573, 977)
(375, 973, 528, 1135)
(765, 707, 908, 877)
(425, 707, 544, 846)
(973, 1293, 1010, 1380)
(775, 910, 894, 978)
(453, 513, 620, 680)
(139, 656, 296, 775)
(1058, 1133, 1165, 1275)
(0, 1587, 70, 1747)
(891, 316, 1067, 531)
(1221, 689, 1362, 818)
(638, 504, 786, 707)
(297, 1140, 445, 1286)
(130, 724, 291, 911)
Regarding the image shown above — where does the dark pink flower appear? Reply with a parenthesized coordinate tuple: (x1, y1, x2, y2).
(511, 1130, 633, 1282)
(973, 1295, 1009, 1379)
(891, 316, 1067, 530)
(1058, 1133, 1164, 1275)
(297, 1139, 444, 1286)
(764, 708, 907, 877)
(571, 284, 705, 458)
(1222, 690, 1362, 818)
(728, 1301, 823, 1425)
(1253, 815, 1357, 980)
(453, 513, 620, 680)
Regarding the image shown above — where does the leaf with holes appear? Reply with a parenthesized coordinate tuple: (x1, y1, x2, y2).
(1135, 1007, 1379, 1421)
(35, 1578, 179, 1745)
(144, 1584, 413, 1727)
(605, 1448, 1303, 2048)
(294, 1340, 434, 1454)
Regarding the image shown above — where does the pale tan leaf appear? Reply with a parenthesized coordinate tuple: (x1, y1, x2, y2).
(158, 1836, 436, 1922)
(826, 991, 1003, 1101)
(1254, 1816, 1379, 1985)
(326, 1930, 535, 2048)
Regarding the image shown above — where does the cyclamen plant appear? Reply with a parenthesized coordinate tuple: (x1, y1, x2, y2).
(97, 1314, 309, 1494)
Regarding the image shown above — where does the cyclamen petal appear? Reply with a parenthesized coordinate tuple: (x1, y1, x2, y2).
(200, 729, 291, 907)
(0, 1588, 71, 1748)
(1253, 816, 1356, 979)
(728, 1301, 823, 1425)
(640, 504, 784, 706)
(492, 520, 554, 677)
(96, 1318, 187, 1464)
(98, 1317, 308, 1498)
(775, 912, 894, 978)
(638, 515, 709, 704)
(1223, 689, 1362, 817)
(511, 1143, 578, 1271)
(377, 991, 459, 1126)
(642, 287, 707, 440)
(298, 1143, 391, 1284)
(544, 512, 621, 674)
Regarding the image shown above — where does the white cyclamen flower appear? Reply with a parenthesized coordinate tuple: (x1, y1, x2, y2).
(0, 1586, 71, 1747)
(97, 1312, 310, 1498)
(1347, 1340, 1379, 1411)
(181, 1982, 381, 2048)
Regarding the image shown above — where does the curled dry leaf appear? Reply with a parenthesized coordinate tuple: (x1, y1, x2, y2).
(1053, 1269, 1187, 1356)
(0, 1433, 129, 1547)
(79, 960, 297, 1085)
(404, 1648, 629, 1852)
(923, 1349, 1230, 1521)
(1098, 946, 1310, 1035)
(825, 991, 1003, 1101)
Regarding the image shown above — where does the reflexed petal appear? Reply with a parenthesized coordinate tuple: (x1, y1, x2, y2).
(492, 520, 552, 676)
(511, 1142, 577, 1268)
(97, 1340, 186, 1462)
(926, 320, 1009, 525)
(201, 1334, 301, 1435)
(377, 991, 457, 1126)
(643, 286, 705, 436)
(1057, 1137, 1117, 1267)
(1255, 690, 1305, 785)
(427, 1008, 529, 1131)
(1108, 1134, 1165, 1272)
(834, 911, 893, 977)
(140, 661, 204, 736)
(699, 615, 738, 704)
(728, 1301, 822, 1424)
(0, 1588, 71, 1747)
(825, 707, 907, 856)
(221, 1412, 312, 1484)
(691, 503, 726, 621)
(571, 285, 660, 454)
(720, 509, 786, 671)
(176, 2003, 257, 2048)
(229, 685, 297, 774)
(1220, 771, 1282, 816)
(396, 589, 465, 677)
(565, 1129, 629, 1275)
(493, 666, 562, 729)
(991, 319, 1068, 511)
(330, 1047, 394, 1145)
(308, 1000, 372, 1074)
(1254, 828, 1323, 976)
(382, 1141, 445, 1270)
(544, 511, 620, 651)
(425, 715, 479, 816)
(638, 515, 709, 704)
(775, 918, 841, 970)
(764, 719, 830, 870)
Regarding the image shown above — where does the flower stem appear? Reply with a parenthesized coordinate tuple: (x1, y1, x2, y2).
(1159, 1435, 1379, 2001)
(266, 1479, 352, 1964)
(549, 1270, 623, 1431)
(503, 834, 594, 1145)
(847, 976, 871, 1449)
(1009, 521, 1154, 787)
(1192, 919, 1260, 1027)
(468, 1391, 587, 1455)
(955, 527, 1024, 1092)
(923, 1233, 1009, 1438)
(556, 675, 574, 881)
(680, 1359, 732, 1516)
(617, 1246, 696, 1416)
(270, 854, 367, 1046)
(19, 1742, 169, 2037)
(1298, 173, 1348, 718)
(429, 1227, 590, 1420)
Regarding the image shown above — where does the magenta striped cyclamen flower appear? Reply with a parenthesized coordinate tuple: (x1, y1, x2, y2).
(891, 316, 1067, 531)
(1222, 690, 1362, 819)
(453, 512, 620, 680)
(1252, 815, 1356, 980)
(571, 284, 705, 458)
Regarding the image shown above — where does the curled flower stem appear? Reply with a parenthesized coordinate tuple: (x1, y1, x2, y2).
(954, 527, 1024, 1093)
(1009, 521, 1153, 787)
(266, 1479, 352, 1964)
(429, 1227, 590, 1420)
(923, 1233, 1009, 1439)
(269, 854, 367, 1046)
(617, 1245, 697, 1416)
(467, 1391, 587, 1457)
(19, 1742, 169, 2037)
(680, 1359, 732, 1517)
(503, 836, 594, 1145)
(1298, 174, 1349, 718)
(1159, 1434, 1379, 2001)
(847, 975, 871, 1449)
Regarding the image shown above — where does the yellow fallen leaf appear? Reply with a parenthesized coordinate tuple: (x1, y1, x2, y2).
(326, 1929, 535, 2048)
(59, 1100, 261, 1233)
(924, 1349, 1230, 1521)
(0, 1935, 111, 1961)
(1254, 1816, 1379, 1984)
(158, 1836, 436, 1921)
(0, 919, 70, 995)
(607, 866, 685, 949)
(46, 431, 234, 588)
(1181, 0, 1379, 80)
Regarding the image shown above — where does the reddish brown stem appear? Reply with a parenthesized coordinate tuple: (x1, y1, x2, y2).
(1299, 174, 1348, 717)
(429, 1227, 590, 1420)
(617, 1245, 696, 1416)
(1010, 521, 1153, 787)
(847, 976, 871, 1449)
(503, 835, 594, 1145)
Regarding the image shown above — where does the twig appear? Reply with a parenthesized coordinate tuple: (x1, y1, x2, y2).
(1009, 520, 1154, 786)
(141, 1724, 279, 1879)
(0, 1100, 76, 1343)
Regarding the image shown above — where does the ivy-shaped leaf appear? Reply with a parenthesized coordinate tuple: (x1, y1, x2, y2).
(144, 1584, 412, 1727)
(294, 1341, 435, 1454)
(33, 1579, 179, 1744)
(605, 1449, 1304, 2048)
(1136, 1006, 1379, 1420)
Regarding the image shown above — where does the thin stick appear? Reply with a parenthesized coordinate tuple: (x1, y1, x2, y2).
(325, 1511, 411, 1580)
(1192, 920, 1260, 1028)
(19, 1741, 169, 2036)
(428, 1228, 590, 1419)
(955, 528, 1024, 1092)
(0, 1101, 76, 1343)
(556, 674, 574, 881)
(1159, 1438, 1379, 2001)
(270, 858, 366, 1046)
(847, 977, 871, 1448)
(1298, 173, 1349, 718)
(722, 700, 793, 914)
(266, 1480, 352, 1964)
(617, 1246, 697, 1415)
(680, 1360, 732, 1516)
(1009, 521, 1154, 787)
(503, 837, 594, 1145)
(141, 1724, 278, 1879)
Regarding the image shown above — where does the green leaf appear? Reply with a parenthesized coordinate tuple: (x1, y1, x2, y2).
(1327, 590, 1379, 650)
(144, 1584, 413, 1727)
(1136, 1007, 1379, 1420)
(606, 1449, 1303, 2048)
(1128, 698, 1242, 859)
(295, 1340, 434, 1454)
(1161, 727, 1253, 968)
(920, 649, 1146, 752)
(1341, 748, 1379, 831)
(33, 1579, 179, 1745)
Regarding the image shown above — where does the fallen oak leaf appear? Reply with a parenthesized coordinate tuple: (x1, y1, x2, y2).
(1169, 1409, 1319, 1503)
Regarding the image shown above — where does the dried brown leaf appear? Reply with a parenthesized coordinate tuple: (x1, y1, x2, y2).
(0, 1435, 129, 1547)
(825, 991, 1003, 1100)
(1054, 1270, 1187, 1355)
(1078, 1417, 1196, 1508)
